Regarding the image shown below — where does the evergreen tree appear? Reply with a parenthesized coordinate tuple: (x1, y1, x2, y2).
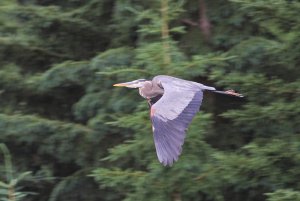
(92, 0, 300, 201)
(0, 0, 299, 201)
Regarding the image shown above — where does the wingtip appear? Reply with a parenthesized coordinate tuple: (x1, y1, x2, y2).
(160, 157, 177, 167)
(162, 161, 173, 167)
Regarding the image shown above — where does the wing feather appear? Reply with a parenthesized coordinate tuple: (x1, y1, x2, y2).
(150, 75, 204, 166)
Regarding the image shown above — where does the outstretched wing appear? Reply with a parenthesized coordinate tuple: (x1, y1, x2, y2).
(150, 75, 204, 166)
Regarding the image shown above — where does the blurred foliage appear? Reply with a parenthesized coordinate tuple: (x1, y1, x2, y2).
(0, 0, 299, 201)
(265, 189, 300, 201)
(0, 143, 33, 201)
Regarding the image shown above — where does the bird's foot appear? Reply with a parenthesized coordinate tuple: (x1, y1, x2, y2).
(224, 89, 244, 97)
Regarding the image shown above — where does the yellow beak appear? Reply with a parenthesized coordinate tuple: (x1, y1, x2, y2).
(113, 83, 128, 87)
(113, 81, 141, 88)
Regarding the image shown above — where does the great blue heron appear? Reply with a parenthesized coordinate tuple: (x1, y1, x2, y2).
(114, 75, 243, 166)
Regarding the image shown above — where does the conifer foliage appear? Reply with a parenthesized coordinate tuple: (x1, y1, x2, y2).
(0, 0, 299, 201)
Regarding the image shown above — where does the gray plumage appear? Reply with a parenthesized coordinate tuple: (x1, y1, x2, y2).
(113, 75, 243, 166)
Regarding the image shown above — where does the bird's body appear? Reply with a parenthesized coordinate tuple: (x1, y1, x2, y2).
(114, 75, 243, 166)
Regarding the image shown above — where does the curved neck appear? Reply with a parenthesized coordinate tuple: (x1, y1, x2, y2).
(139, 81, 163, 99)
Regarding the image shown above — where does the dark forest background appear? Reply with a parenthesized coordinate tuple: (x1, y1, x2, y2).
(0, 0, 299, 201)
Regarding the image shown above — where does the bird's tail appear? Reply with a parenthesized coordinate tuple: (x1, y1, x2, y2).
(211, 89, 244, 98)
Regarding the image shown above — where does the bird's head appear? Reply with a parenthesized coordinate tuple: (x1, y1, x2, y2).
(113, 79, 148, 88)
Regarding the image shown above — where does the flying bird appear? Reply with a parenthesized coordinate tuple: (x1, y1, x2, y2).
(113, 75, 243, 166)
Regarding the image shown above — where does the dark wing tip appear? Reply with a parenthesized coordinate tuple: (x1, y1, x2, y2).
(154, 129, 183, 167)
(159, 155, 178, 167)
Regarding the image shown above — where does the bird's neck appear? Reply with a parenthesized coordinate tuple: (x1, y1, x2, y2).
(139, 81, 163, 99)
